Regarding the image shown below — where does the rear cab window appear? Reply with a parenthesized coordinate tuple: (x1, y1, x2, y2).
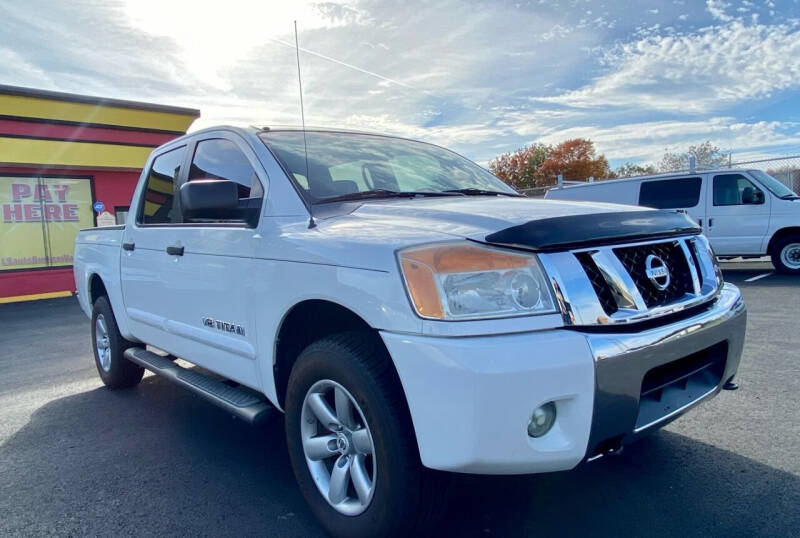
(138, 146, 186, 225)
(638, 177, 702, 209)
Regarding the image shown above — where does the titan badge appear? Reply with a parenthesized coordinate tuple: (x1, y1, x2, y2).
(202, 317, 245, 336)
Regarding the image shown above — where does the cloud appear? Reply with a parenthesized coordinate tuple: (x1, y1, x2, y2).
(121, 0, 368, 89)
(538, 20, 800, 113)
(0, 0, 798, 168)
(0, 48, 56, 89)
(706, 0, 733, 22)
(533, 118, 800, 162)
(0, 1, 201, 102)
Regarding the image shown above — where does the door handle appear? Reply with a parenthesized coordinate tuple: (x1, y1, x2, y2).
(698, 218, 703, 228)
(166, 245, 184, 256)
(122, 242, 135, 251)
(708, 218, 714, 227)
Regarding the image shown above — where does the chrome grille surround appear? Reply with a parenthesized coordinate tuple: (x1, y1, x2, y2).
(538, 235, 721, 326)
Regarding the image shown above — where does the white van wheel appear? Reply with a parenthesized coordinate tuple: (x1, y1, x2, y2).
(771, 236, 800, 274)
(780, 243, 800, 270)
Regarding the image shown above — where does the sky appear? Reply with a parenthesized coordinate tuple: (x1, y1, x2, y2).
(1, 0, 799, 168)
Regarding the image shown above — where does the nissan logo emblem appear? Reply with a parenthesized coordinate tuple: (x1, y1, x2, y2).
(645, 254, 670, 291)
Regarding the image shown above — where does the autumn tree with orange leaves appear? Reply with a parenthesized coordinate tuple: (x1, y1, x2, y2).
(490, 138, 610, 189)
(536, 138, 610, 185)
(488, 143, 551, 190)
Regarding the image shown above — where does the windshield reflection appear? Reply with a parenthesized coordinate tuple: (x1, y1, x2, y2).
(260, 131, 516, 202)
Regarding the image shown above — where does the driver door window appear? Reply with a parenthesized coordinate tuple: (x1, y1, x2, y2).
(186, 138, 264, 226)
(713, 174, 763, 206)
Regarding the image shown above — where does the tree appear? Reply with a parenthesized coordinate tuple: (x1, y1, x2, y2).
(610, 162, 658, 179)
(659, 141, 728, 172)
(489, 143, 551, 190)
(536, 138, 610, 185)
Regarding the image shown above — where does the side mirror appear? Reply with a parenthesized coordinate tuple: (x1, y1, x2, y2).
(180, 179, 238, 219)
(742, 187, 764, 205)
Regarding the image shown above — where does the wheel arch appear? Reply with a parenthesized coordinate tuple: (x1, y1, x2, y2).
(273, 299, 392, 410)
(767, 227, 800, 254)
(85, 271, 137, 342)
(89, 272, 108, 304)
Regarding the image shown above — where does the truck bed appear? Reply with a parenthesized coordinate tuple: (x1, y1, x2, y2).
(73, 226, 125, 318)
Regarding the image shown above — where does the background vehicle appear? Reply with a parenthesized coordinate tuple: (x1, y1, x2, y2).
(74, 127, 746, 537)
(545, 169, 800, 273)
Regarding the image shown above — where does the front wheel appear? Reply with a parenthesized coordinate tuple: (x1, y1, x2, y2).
(285, 332, 444, 537)
(770, 235, 800, 274)
(91, 296, 144, 388)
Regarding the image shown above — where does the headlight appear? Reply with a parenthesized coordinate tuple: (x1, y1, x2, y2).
(698, 236, 723, 289)
(708, 245, 723, 288)
(398, 242, 556, 320)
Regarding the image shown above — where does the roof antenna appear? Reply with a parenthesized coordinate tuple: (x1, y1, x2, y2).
(294, 20, 315, 229)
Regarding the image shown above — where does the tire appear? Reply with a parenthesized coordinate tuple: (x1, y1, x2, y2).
(770, 235, 800, 274)
(91, 295, 144, 389)
(284, 331, 445, 538)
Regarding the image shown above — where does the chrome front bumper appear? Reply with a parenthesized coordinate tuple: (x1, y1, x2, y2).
(381, 283, 745, 475)
(582, 283, 746, 460)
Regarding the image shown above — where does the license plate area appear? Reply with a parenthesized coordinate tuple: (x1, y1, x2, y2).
(635, 341, 728, 432)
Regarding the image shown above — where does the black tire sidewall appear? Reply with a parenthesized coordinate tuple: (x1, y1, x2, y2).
(285, 338, 422, 538)
(91, 296, 143, 388)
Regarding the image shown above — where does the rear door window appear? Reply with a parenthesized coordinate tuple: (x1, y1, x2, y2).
(639, 177, 702, 209)
(139, 146, 185, 225)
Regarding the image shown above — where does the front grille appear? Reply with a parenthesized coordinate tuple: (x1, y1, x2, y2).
(686, 239, 704, 280)
(561, 235, 715, 325)
(575, 252, 618, 315)
(614, 241, 694, 307)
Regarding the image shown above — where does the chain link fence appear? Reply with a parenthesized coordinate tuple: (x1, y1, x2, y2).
(518, 185, 550, 198)
(731, 155, 800, 193)
(517, 154, 800, 197)
(518, 181, 585, 198)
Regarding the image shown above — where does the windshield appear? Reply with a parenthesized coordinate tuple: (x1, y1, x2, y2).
(750, 170, 797, 198)
(260, 131, 517, 202)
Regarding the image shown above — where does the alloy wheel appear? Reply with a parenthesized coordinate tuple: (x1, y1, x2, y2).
(95, 314, 112, 371)
(300, 379, 376, 516)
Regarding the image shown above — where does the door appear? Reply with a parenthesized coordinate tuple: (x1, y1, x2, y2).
(121, 143, 186, 349)
(121, 134, 267, 386)
(705, 173, 770, 255)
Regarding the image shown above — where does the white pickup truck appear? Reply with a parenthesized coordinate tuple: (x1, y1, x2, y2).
(74, 127, 746, 537)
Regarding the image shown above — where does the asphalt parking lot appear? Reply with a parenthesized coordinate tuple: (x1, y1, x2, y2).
(1, 264, 798, 537)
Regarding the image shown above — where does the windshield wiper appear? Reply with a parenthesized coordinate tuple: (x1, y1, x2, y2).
(442, 188, 522, 197)
(315, 189, 462, 204)
(779, 194, 800, 200)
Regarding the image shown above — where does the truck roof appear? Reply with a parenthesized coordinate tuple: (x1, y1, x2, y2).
(172, 125, 423, 148)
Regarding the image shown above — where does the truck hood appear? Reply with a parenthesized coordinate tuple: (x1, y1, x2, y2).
(304, 196, 698, 272)
(329, 196, 644, 240)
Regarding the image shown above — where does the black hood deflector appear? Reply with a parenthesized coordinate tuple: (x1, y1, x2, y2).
(484, 210, 701, 253)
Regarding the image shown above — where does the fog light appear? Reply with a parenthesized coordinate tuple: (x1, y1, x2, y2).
(527, 402, 556, 438)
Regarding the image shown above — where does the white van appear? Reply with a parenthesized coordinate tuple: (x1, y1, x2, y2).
(546, 169, 800, 274)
